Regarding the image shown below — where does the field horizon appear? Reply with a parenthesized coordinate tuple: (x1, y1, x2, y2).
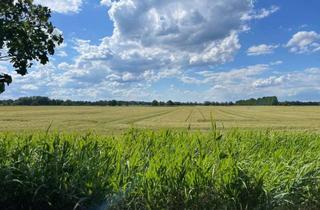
(1, 106, 320, 134)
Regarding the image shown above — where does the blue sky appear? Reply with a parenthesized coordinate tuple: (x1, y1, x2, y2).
(1, 0, 320, 102)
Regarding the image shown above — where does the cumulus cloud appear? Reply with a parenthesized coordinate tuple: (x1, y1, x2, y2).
(252, 69, 320, 100)
(174, 64, 271, 101)
(62, 0, 280, 81)
(87, 0, 255, 75)
(42, 0, 259, 99)
(4, 0, 283, 101)
(175, 61, 320, 101)
(87, 0, 278, 78)
(34, 0, 83, 14)
(108, 0, 250, 48)
(189, 32, 240, 65)
(194, 64, 270, 84)
(286, 31, 320, 54)
(53, 0, 281, 89)
(6, 57, 320, 102)
(247, 44, 279, 56)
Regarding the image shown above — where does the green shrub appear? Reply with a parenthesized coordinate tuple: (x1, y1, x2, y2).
(0, 129, 320, 209)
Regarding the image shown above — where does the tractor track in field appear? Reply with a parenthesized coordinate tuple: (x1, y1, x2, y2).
(185, 109, 194, 122)
(217, 109, 258, 120)
(197, 108, 206, 121)
(143, 108, 183, 122)
(107, 108, 180, 125)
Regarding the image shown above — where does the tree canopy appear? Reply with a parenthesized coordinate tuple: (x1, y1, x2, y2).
(235, 96, 279, 106)
(0, 0, 63, 93)
(0, 96, 318, 106)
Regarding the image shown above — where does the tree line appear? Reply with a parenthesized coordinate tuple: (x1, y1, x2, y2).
(0, 96, 319, 106)
(0, 96, 227, 106)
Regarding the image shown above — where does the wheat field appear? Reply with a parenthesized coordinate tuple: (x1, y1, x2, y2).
(0, 106, 320, 133)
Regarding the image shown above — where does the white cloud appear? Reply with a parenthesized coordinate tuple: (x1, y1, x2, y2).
(242, 5, 279, 21)
(171, 68, 320, 101)
(252, 76, 286, 88)
(286, 31, 320, 54)
(5, 58, 320, 101)
(270, 60, 283, 66)
(3, 0, 284, 101)
(21, 84, 39, 91)
(42, 0, 256, 100)
(100, 0, 112, 7)
(175, 64, 272, 101)
(108, 0, 250, 48)
(305, 67, 320, 74)
(88, 1, 278, 78)
(34, 0, 83, 14)
(189, 32, 241, 65)
(175, 62, 320, 101)
(94, 0, 254, 73)
(56, 42, 68, 57)
(56, 51, 68, 57)
(247, 44, 279, 56)
(195, 64, 270, 84)
(61, 0, 272, 84)
(35, 0, 281, 101)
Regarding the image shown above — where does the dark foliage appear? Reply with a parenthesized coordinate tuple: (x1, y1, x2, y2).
(236, 96, 279, 106)
(0, 0, 63, 92)
(0, 96, 319, 106)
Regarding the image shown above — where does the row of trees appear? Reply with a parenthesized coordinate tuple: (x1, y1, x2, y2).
(0, 96, 319, 106)
(0, 97, 231, 106)
(235, 96, 279, 106)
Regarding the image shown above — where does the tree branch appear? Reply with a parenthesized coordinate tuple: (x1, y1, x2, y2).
(0, 56, 11, 61)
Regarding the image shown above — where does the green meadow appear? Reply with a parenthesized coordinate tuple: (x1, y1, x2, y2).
(1, 128, 320, 209)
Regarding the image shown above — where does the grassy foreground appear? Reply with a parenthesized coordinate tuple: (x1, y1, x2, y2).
(1, 128, 320, 209)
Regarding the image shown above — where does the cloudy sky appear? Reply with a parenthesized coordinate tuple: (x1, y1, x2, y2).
(1, 0, 320, 102)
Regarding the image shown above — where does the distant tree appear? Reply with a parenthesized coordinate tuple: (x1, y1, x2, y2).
(63, 100, 73, 106)
(236, 96, 279, 106)
(166, 100, 174, 106)
(270, 96, 279, 105)
(204, 101, 211, 106)
(0, 0, 63, 93)
(151, 100, 159, 106)
(109, 100, 117, 106)
(159, 101, 165, 106)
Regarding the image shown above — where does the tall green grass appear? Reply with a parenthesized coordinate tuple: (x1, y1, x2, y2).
(1, 128, 320, 209)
